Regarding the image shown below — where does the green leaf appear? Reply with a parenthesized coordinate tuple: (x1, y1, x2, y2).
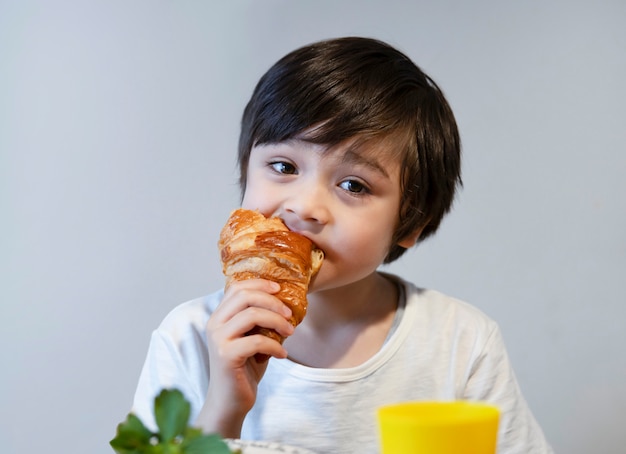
(182, 426, 205, 441)
(154, 389, 191, 443)
(110, 413, 155, 453)
(182, 433, 232, 454)
(112, 388, 235, 453)
(159, 443, 182, 454)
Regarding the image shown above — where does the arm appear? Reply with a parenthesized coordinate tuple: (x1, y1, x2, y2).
(194, 278, 294, 438)
(132, 280, 294, 438)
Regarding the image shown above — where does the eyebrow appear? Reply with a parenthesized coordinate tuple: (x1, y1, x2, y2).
(340, 149, 390, 178)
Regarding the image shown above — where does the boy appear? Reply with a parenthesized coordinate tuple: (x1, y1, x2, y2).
(132, 37, 553, 453)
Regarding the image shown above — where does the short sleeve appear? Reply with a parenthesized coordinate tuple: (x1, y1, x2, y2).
(464, 325, 554, 454)
(130, 295, 217, 431)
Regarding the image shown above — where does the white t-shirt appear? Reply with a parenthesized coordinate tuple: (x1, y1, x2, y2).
(132, 275, 553, 453)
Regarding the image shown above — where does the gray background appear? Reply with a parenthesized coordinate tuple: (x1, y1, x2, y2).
(1, 1, 625, 453)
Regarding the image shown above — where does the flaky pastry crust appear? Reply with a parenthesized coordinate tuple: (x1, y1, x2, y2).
(219, 208, 324, 345)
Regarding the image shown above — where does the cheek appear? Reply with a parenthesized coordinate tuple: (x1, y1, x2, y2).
(335, 220, 395, 264)
(240, 191, 256, 209)
(241, 189, 289, 221)
(241, 177, 273, 210)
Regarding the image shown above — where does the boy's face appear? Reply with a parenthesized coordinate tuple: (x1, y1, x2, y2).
(241, 138, 413, 293)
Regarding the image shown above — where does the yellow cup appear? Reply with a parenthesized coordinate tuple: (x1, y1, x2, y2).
(377, 401, 499, 454)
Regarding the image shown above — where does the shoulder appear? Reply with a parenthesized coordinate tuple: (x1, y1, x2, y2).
(386, 274, 502, 359)
(133, 290, 224, 428)
(397, 276, 498, 333)
(386, 277, 554, 453)
(155, 289, 224, 342)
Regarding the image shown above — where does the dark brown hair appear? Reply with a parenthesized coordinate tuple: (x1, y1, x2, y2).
(238, 37, 462, 263)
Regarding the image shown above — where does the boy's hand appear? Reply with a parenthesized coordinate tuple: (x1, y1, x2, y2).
(196, 278, 294, 437)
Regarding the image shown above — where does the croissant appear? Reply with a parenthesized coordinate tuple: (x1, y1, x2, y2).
(218, 208, 324, 346)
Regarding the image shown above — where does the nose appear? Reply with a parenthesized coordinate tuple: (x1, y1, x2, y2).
(283, 186, 331, 227)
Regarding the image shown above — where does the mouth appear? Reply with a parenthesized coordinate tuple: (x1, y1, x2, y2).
(274, 213, 324, 255)
(286, 227, 325, 261)
(295, 230, 323, 255)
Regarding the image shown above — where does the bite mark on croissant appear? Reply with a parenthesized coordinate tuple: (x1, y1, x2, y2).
(218, 208, 324, 345)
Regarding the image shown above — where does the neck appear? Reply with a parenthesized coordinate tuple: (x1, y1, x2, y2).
(307, 272, 397, 325)
(285, 272, 400, 368)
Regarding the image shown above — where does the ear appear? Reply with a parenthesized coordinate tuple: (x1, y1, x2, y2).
(397, 226, 426, 249)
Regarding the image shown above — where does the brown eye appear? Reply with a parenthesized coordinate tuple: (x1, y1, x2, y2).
(340, 179, 368, 194)
(270, 161, 297, 174)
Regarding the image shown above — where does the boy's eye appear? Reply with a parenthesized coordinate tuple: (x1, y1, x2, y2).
(339, 179, 368, 194)
(270, 161, 297, 175)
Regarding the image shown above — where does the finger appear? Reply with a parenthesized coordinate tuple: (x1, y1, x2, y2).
(227, 334, 289, 363)
(226, 278, 280, 295)
(225, 306, 295, 340)
(214, 280, 291, 323)
(209, 330, 288, 369)
(207, 303, 294, 367)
